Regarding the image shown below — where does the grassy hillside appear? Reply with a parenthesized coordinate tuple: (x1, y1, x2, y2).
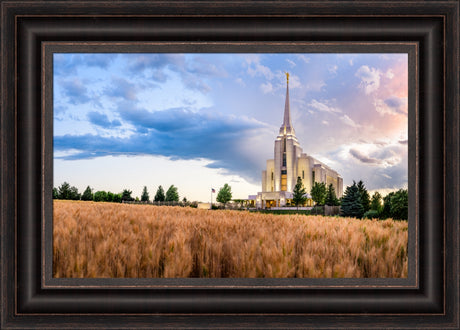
(53, 200, 408, 278)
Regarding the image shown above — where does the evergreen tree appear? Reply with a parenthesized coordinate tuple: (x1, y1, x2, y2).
(216, 183, 232, 205)
(357, 180, 371, 212)
(340, 181, 364, 218)
(141, 186, 150, 202)
(325, 183, 340, 206)
(292, 176, 307, 208)
(56, 182, 80, 200)
(81, 186, 93, 201)
(121, 189, 134, 202)
(57, 182, 72, 200)
(52, 187, 59, 199)
(165, 185, 179, 202)
(310, 182, 327, 206)
(154, 185, 165, 202)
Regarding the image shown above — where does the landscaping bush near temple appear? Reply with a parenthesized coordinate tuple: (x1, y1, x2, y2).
(53, 200, 408, 278)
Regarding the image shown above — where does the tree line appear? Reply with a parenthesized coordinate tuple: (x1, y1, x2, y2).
(292, 177, 408, 220)
(53, 181, 234, 207)
(54, 179, 407, 220)
(53, 182, 181, 203)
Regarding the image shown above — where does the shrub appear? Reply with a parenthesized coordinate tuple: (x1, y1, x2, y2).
(363, 209, 380, 219)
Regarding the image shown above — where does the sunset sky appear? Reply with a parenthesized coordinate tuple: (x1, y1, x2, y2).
(54, 53, 408, 202)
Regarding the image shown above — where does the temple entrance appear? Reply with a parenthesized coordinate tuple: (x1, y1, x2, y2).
(265, 200, 276, 208)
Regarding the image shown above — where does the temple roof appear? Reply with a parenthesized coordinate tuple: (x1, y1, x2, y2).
(280, 72, 295, 136)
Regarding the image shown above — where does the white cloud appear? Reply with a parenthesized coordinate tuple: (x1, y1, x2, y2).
(385, 69, 395, 79)
(308, 99, 342, 114)
(246, 57, 274, 80)
(355, 65, 381, 94)
(349, 59, 354, 66)
(288, 74, 302, 89)
(235, 77, 246, 87)
(260, 82, 273, 94)
(328, 65, 338, 74)
(305, 80, 326, 92)
(322, 120, 329, 126)
(295, 54, 310, 64)
(373, 97, 408, 116)
(340, 114, 360, 128)
(341, 142, 404, 168)
(286, 59, 296, 67)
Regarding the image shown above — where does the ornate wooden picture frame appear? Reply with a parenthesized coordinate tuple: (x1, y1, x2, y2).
(1, 1, 458, 328)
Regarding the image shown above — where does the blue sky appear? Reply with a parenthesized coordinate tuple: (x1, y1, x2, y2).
(54, 53, 408, 202)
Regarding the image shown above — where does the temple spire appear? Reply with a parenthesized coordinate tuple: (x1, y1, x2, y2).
(281, 72, 294, 135)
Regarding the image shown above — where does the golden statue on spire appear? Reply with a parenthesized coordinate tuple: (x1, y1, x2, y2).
(285, 71, 289, 84)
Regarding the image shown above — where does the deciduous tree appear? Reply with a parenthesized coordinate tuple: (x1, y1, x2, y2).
(370, 191, 383, 213)
(93, 190, 107, 202)
(165, 185, 179, 202)
(216, 183, 232, 206)
(310, 182, 327, 206)
(381, 191, 395, 219)
(69, 186, 81, 200)
(390, 189, 408, 220)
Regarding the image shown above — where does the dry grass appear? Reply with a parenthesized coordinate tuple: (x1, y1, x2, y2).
(53, 200, 408, 278)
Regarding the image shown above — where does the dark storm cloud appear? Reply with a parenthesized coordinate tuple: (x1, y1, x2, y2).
(126, 54, 185, 74)
(87, 111, 122, 128)
(123, 54, 226, 93)
(349, 149, 381, 164)
(384, 96, 407, 115)
(104, 77, 138, 100)
(55, 107, 266, 183)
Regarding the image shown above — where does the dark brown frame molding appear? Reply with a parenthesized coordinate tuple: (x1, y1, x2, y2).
(1, 1, 459, 328)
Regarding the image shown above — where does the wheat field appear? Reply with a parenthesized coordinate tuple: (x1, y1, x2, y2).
(53, 200, 408, 278)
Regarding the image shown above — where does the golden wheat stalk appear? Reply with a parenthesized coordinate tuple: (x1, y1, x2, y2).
(53, 200, 408, 278)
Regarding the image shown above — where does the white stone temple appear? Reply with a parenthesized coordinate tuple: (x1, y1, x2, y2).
(255, 73, 343, 209)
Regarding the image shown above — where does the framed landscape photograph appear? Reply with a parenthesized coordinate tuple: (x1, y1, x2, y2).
(51, 49, 412, 280)
(1, 1, 458, 328)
